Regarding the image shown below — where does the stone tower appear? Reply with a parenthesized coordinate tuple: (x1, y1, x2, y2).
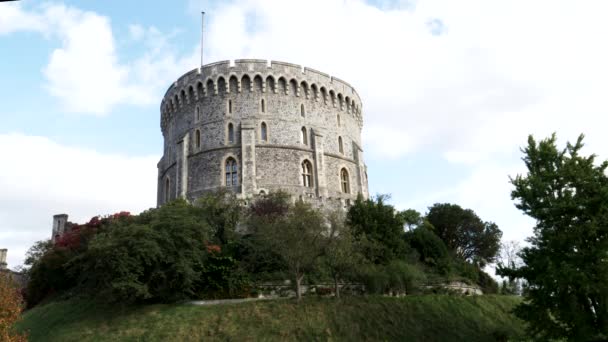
(0, 249, 7, 269)
(157, 60, 368, 207)
(52, 214, 68, 242)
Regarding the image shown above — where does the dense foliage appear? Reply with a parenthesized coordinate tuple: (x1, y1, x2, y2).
(426, 203, 502, 267)
(22, 189, 502, 307)
(0, 273, 27, 342)
(499, 134, 608, 340)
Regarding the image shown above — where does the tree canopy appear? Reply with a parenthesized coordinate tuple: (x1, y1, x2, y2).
(499, 134, 608, 340)
(426, 203, 502, 267)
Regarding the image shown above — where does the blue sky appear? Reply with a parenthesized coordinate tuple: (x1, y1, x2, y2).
(2, 0, 608, 268)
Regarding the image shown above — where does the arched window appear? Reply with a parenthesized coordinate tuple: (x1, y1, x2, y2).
(164, 177, 170, 203)
(228, 99, 233, 114)
(195, 129, 201, 149)
(337, 114, 341, 127)
(228, 123, 234, 144)
(225, 157, 238, 186)
(300, 104, 305, 117)
(261, 98, 265, 113)
(301, 127, 308, 145)
(302, 160, 313, 188)
(341, 168, 350, 193)
(261, 122, 268, 142)
(338, 136, 344, 154)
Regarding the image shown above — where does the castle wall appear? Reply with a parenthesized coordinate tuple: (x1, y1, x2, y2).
(158, 60, 368, 206)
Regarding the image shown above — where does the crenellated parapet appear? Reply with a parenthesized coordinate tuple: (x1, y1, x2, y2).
(157, 58, 368, 208)
(160, 60, 363, 134)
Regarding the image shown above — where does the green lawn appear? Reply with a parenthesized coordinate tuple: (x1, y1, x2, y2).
(15, 295, 525, 341)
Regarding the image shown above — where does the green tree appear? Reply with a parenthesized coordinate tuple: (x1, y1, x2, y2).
(323, 211, 363, 298)
(499, 134, 608, 340)
(426, 203, 502, 267)
(195, 189, 243, 244)
(347, 194, 409, 264)
(253, 200, 328, 301)
(404, 227, 450, 273)
(71, 199, 212, 303)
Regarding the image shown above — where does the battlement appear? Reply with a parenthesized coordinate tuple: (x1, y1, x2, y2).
(160, 60, 363, 133)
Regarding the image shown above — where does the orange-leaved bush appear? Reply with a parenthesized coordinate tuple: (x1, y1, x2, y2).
(0, 273, 27, 342)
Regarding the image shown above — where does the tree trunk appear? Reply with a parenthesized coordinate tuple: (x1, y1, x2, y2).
(334, 274, 340, 299)
(295, 273, 304, 301)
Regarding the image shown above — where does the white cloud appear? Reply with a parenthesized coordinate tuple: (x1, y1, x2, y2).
(0, 133, 158, 268)
(188, 0, 608, 162)
(0, 2, 196, 115)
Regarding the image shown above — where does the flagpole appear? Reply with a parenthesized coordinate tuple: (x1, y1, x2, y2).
(200, 11, 205, 69)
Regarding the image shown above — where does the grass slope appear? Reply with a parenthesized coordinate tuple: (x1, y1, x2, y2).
(15, 295, 524, 342)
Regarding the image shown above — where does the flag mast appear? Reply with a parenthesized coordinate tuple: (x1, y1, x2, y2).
(200, 11, 205, 69)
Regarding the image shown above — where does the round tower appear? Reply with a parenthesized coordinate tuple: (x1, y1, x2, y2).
(157, 59, 368, 207)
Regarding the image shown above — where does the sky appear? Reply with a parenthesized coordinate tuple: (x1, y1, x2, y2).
(1, 0, 608, 269)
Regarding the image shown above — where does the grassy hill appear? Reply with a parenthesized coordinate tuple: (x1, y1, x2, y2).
(15, 295, 525, 341)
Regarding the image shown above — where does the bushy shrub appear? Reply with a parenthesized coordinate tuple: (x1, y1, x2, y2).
(25, 247, 75, 307)
(0, 273, 27, 342)
(404, 227, 451, 274)
(360, 261, 425, 295)
(198, 251, 251, 299)
(70, 200, 212, 303)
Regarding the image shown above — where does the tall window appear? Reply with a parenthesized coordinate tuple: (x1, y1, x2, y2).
(228, 99, 233, 114)
(228, 123, 234, 144)
(300, 104, 305, 117)
(261, 122, 268, 142)
(337, 114, 341, 127)
(338, 136, 344, 154)
(261, 99, 265, 113)
(301, 127, 308, 145)
(195, 129, 201, 149)
(225, 157, 238, 186)
(302, 160, 313, 188)
(195, 106, 201, 122)
(164, 177, 170, 203)
(341, 168, 350, 193)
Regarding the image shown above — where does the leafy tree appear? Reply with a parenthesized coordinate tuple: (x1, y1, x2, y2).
(347, 194, 409, 264)
(0, 273, 26, 342)
(71, 199, 212, 303)
(253, 200, 328, 301)
(404, 227, 450, 273)
(323, 211, 363, 298)
(196, 189, 243, 244)
(426, 203, 502, 267)
(23, 240, 53, 270)
(25, 247, 75, 307)
(499, 134, 608, 340)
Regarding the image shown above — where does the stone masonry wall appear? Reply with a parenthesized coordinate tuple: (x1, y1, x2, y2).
(157, 60, 368, 206)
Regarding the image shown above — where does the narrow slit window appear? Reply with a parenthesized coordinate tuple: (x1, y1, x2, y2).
(228, 123, 234, 144)
(228, 99, 233, 114)
(301, 127, 308, 145)
(261, 99, 266, 113)
(164, 177, 170, 203)
(261, 122, 268, 142)
(338, 136, 344, 154)
(301, 104, 305, 117)
(195, 129, 201, 149)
